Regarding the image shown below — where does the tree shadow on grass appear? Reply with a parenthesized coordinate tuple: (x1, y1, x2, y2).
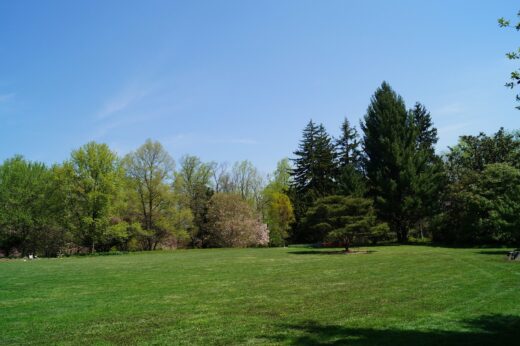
(477, 250, 513, 255)
(288, 250, 376, 255)
(265, 314, 520, 346)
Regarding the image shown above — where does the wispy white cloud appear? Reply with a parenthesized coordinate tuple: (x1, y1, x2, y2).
(0, 93, 15, 102)
(433, 102, 465, 116)
(97, 83, 154, 119)
(437, 122, 471, 134)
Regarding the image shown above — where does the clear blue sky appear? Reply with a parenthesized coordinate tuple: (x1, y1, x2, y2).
(1, 0, 519, 173)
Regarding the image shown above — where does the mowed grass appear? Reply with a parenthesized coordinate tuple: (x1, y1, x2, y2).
(1, 246, 519, 345)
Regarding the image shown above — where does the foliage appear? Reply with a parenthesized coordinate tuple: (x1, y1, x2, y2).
(435, 129, 520, 245)
(362, 82, 442, 242)
(0, 157, 65, 256)
(174, 155, 214, 247)
(290, 120, 337, 241)
(291, 120, 337, 199)
(301, 195, 388, 246)
(445, 128, 520, 179)
(335, 117, 366, 196)
(61, 142, 124, 253)
(498, 11, 520, 109)
(230, 160, 264, 205)
(261, 158, 295, 246)
(124, 139, 191, 250)
(264, 191, 295, 246)
(205, 193, 269, 247)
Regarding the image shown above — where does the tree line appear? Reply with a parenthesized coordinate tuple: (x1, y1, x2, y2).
(0, 141, 292, 256)
(288, 82, 520, 250)
(1, 81, 519, 256)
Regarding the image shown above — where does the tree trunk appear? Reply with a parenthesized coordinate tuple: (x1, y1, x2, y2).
(344, 236, 350, 253)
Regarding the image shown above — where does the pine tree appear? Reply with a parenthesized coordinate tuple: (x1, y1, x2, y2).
(301, 195, 389, 247)
(409, 103, 444, 239)
(411, 103, 438, 157)
(290, 120, 337, 241)
(336, 117, 362, 170)
(361, 82, 418, 242)
(291, 120, 337, 198)
(335, 118, 365, 196)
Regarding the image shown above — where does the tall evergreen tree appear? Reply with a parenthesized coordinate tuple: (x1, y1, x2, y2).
(411, 103, 438, 157)
(291, 121, 337, 197)
(290, 120, 337, 241)
(335, 118, 365, 196)
(361, 82, 418, 242)
(409, 103, 444, 238)
(336, 117, 362, 170)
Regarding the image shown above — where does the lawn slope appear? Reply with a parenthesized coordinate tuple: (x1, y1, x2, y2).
(1, 246, 519, 345)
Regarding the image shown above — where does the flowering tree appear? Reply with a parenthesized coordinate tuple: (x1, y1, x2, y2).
(206, 193, 269, 247)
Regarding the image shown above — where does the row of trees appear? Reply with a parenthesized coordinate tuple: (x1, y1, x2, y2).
(0, 141, 293, 256)
(289, 82, 520, 248)
(2, 82, 518, 256)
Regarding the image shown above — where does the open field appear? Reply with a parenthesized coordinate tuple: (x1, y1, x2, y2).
(1, 246, 519, 345)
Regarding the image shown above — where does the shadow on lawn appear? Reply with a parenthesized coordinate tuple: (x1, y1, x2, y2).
(265, 314, 520, 346)
(288, 250, 376, 255)
(477, 250, 513, 256)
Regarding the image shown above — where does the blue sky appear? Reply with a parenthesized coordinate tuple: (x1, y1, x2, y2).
(0, 0, 519, 173)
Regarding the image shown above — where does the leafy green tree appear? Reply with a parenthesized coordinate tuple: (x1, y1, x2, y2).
(0, 156, 64, 256)
(174, 155, 214, 247)
(445, 128, 520, 179)
(301, 195, 388, 249)
(268, 158, 292, 192)
(124, 139, 190, 250)
(62, 142, 124, 253)
(436, 129, 520, 245)
(230, 160, 264, 206)
(261, 159, 295, 246)
(498, 12, 520, 109)
(477, 163, 520, 245)
(264, 192, 295, 246)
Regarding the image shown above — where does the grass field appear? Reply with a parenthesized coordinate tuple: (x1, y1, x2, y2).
(1, 245, 519, 345)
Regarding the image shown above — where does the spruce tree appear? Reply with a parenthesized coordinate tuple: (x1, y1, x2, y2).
(409, 103, 444, 239)
(361, 82, 417, 242)
(411, 103, 438, 157)
(336, 117, 362, 170)
(335, 118, 365, 196)
(291, 120, 336, 198)
(290, 120, 337, 241)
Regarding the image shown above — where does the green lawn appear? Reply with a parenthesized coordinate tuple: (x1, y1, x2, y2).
(1, 246, 519, 345)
